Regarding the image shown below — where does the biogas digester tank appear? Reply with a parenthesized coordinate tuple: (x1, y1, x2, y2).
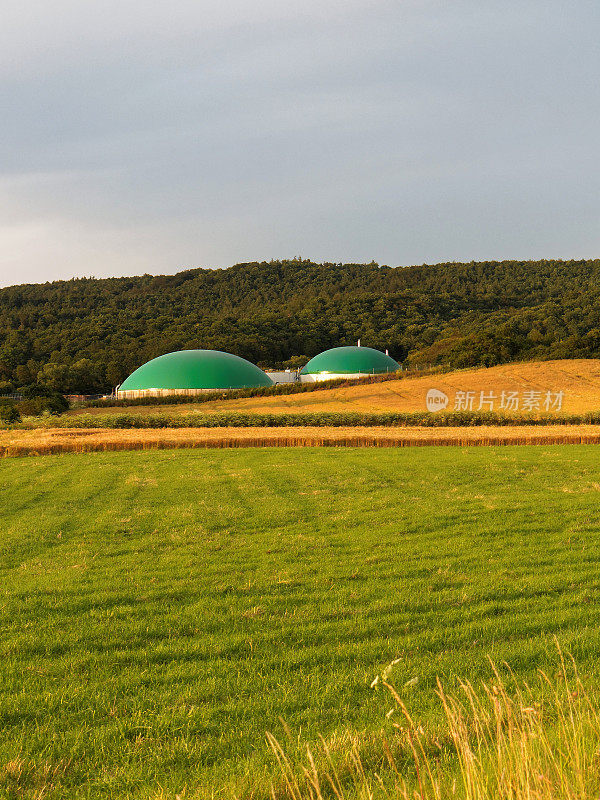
(300, 346, 399, 382)
(117, 349, 274, 398)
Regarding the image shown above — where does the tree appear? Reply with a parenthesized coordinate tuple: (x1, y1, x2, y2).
(106, 361, 125, 389)
(37, 363, 71, 392)
(0, 258, 599, 390)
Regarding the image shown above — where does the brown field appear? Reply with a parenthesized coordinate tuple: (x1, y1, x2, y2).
(4, 424, 600, 457)
(72, 359, 600, 417)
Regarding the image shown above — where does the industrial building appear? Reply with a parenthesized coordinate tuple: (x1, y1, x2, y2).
(117, 349, 274, 399)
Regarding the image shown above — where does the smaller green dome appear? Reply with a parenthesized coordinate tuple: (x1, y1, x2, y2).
(301, 346, 400, 375)
(120, 350, 274, 391)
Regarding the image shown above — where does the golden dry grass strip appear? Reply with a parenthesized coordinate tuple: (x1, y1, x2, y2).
(4, 424, 600, 457)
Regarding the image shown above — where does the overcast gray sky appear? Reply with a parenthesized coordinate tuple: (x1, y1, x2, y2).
(1, 0, 598, 287)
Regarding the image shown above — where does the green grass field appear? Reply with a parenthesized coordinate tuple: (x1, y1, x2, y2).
(2, 446, 600, 798)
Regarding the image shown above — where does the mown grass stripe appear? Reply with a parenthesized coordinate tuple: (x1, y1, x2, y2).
(3, 446, 600, 796)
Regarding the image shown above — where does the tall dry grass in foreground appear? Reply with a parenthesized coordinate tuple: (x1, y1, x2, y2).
(267, 650, 600, 800)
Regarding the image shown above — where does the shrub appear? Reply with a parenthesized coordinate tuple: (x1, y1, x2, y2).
(17, 393, 69, 417)
(0, 404, 21, 424)
(18, 383, 55, 399)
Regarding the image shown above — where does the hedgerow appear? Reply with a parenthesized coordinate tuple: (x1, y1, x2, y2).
(12, 410, 600, 430)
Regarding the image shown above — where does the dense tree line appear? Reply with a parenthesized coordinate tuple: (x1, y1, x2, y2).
(1, 257, 599, 394)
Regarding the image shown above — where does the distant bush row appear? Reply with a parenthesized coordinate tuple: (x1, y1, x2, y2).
(13, 410, 600, 430)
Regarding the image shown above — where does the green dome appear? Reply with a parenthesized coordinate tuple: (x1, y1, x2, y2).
(120, 350, 274, 391)
(301, 346, 399, 375)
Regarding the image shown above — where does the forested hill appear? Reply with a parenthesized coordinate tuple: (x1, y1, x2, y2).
(1, 258, 600, 394)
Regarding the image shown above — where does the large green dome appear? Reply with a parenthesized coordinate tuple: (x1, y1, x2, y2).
(120, 350, 274, 391)
(301, 346, 400, 375)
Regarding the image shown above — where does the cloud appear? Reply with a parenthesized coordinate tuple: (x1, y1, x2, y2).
(1, 0, 599, 286)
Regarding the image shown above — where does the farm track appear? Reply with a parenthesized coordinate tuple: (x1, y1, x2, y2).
(4, 424, 600, 457)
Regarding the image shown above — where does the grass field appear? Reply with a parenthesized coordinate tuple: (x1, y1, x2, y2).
(69, 359, 600, 417)
(3, 446, 600, 798)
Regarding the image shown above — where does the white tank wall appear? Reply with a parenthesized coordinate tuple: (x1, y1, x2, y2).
(116, 387, 228, 399)
(299, 372, 372, 383)
(265, 371, 298, 384)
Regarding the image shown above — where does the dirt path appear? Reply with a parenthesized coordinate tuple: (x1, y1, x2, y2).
(3, 425, 600, 457)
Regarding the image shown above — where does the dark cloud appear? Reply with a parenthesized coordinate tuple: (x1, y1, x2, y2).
(1, 0, 599, 286)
